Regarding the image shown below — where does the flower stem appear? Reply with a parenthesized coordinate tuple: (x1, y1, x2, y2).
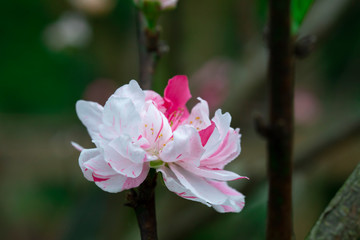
(266, 0, 295, 239)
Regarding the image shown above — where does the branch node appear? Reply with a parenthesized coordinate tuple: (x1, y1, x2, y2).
(294, 35, 317, 59)
(254, 113, 270, 138)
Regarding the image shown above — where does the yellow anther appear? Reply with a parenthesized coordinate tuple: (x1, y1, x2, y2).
(195, 117, 200, 120)
(189, 121, 193, 124)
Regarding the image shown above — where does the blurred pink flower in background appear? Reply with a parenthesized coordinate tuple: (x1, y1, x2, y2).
(73, 76, 247, 212)
(69, 0, 116, 15)
(83, 78, 118, 106)
(190, 59, 231, 112)
(294, 88, 321, 125)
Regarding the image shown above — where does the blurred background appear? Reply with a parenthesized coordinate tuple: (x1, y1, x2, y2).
(1, 0, 360, 239)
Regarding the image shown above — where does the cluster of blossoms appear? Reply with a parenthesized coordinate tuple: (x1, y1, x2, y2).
(73, 75, 247, 213)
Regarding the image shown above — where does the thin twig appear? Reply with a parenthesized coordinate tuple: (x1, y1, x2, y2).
(266, 0, 294, 239)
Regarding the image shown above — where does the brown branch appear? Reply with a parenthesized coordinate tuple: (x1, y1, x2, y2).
(126, 10, 162, 240)
(306, 163, 360, 240)
(126, 169, 158, 240)
(136, 11, 162, 90)
(266, 0, 295, 239)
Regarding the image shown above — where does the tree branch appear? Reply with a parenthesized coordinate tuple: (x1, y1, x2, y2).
(126, 10, 162, 240)
(126, 169, 158, 240)
(266, 0, 295, 239)
(136, 11, 161, 90)
(307, 163, 360, 240)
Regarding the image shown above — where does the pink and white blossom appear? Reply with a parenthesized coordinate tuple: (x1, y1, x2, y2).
(73, 75, 247, 212)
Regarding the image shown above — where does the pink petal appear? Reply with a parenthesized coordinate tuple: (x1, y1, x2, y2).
(208, 181, 245, 213)
(200, 109, 232, 159)
(164, 75, 191, 118)
(198, 121, 216, 147)
(144, 90, 166, 113)
(201, 129, 241, 169)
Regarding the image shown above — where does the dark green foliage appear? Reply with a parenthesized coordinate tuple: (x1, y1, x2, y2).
(291, 0, 314, 34)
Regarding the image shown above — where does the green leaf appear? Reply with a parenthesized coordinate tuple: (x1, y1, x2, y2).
(291, 0, 315, 34)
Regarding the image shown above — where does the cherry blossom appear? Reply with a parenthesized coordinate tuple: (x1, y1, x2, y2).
(74, 75, 247, 212)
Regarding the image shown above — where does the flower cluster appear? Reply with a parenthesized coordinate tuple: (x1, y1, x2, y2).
(73, 75, 247, 213)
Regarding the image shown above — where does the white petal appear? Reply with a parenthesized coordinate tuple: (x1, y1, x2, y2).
(94, 174, 127, 193)
(201, 126, 221, 159)
(114, 80, 145, 112)
(71, 141, 84, 151)
(212, 109, 231, 139)
(169, 164, 227, 205)
(96, 164, 149, 193)
(104, 139, 145, 178)
(186, 98, 211, 131)
(109, 135, 146, 164)
(76, 100, 103, 140)
(160, 125, 204, 165)
(142, 103, 172, 148)
(158, 166, 210, 206)
(83, 153, 117, 177)
(178, 162, 247, 181)
(121, 164, 150, 190)
(78, 148, 102, 181)
(102, 96, 141, 138)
